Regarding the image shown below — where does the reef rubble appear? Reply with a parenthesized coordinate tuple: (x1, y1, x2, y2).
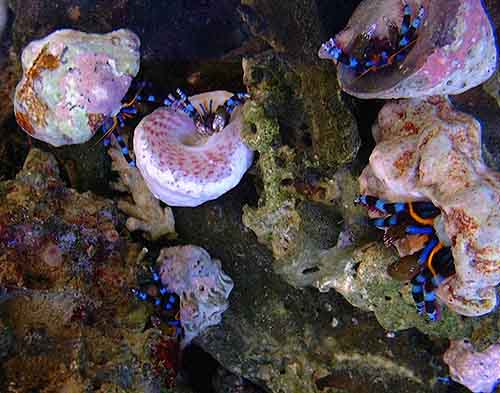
(0, 148, 178, 391)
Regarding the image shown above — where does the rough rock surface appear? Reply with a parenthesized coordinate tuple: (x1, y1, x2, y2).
(14, 29, 140, 146)
(359, 96, 500, 317)
(241, 51, 361, 287)
(0, 148, 177, 392)
(320, 0, 497, 99)
(171, 182, 465, 393)
(312, 241, 476, 338)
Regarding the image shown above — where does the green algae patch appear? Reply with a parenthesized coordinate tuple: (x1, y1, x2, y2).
(297, 64, 360, 171)
(241, 52, 359, 286)
(312, 241, 500, 344)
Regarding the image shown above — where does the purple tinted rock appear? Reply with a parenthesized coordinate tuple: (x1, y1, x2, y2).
(444, 340, 500, 393)
(14, 29, 140, 146)
(158, 245, 234, 346)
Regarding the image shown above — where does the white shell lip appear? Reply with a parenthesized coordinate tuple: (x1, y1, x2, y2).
(134, 90, 254, 207)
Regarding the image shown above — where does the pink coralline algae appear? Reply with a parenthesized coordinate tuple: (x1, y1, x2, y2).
(444, 340, 500, 393)
(158, 245, 234, 346)
(319, 0, 497, 99)
(359, 97, 500, 317)
(134, 90, 254, 207)
(14, 29, 140, 146)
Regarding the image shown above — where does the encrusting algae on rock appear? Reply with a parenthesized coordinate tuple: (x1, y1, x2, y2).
(14, 29, 140, 146)
(240, 53, 360, 286)
(0, 148, 181, 391)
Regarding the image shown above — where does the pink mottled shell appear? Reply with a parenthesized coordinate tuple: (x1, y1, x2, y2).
(133, 90, 254, 207)
(320, 0, 497, 99)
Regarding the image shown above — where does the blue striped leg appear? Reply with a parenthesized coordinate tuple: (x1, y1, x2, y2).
(424, 246, 454, 320)
(395, 5, 425, 62)
(319, 38, 364, 72)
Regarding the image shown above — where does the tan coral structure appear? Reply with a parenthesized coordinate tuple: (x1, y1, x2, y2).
(359, 96, 500, 317)
(108, 142, 176, 240)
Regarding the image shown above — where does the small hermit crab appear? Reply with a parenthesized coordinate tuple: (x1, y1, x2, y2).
(318, 0, 497, 99)
(355, 195, 455, 321)
(319, 3, 425, 79)
(155, 88, 250, 136)
(95, 84, 249, 166)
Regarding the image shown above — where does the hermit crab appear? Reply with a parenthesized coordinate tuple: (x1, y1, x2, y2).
(132, 266, 182, 337)
(318, 0, 497, 98)
(131, 89, 254, 207)
(356, 195, 455, 320)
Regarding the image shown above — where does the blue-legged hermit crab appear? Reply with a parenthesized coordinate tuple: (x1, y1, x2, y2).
(319, 3, 425, 79)
(132, 266, 182, 337)
(95, 83, 249, 167)
(356, 195, 455, 321)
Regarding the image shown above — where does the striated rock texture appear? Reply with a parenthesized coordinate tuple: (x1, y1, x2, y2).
(134, 91, 254, 207)
(14, 29, 140, 146)
(319, 0, 497, 99)
(0, 148, 174, 392)
(359, 97, 500, 317)
(444, 340, 500, 393)
(158, 245, 234, 346)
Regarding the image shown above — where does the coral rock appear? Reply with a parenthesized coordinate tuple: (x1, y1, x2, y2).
(134, 91, 253, 207)
(108, 142, 176, 240)
(320, 0, 497, 99)
(444, 340, 500, 393)
(14, 29, 140, 146)
(360, 96, 500, 316)
(158, 245, 234, 345)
